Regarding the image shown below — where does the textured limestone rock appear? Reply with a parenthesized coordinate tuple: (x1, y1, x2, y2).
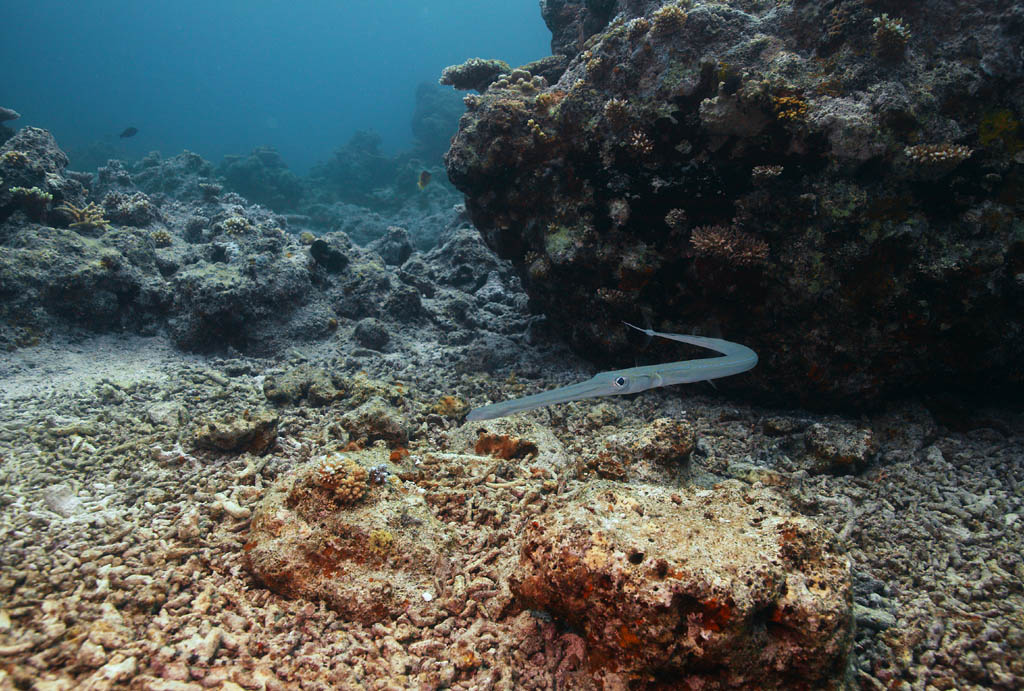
(244, 446, 454, 623)
(803, 421, 876, 475)
(192, 409, 278, 455)
(262, 365, 344, 406)
(510, 481, 853, 688)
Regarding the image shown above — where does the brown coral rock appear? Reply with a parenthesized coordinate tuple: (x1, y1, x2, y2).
(474, 432, 539, 460)
(803, 422, 876, 474)
(244, 447, 453, 623)
(635, 417, 696, 464)
(510, 482, 852, 688)
(339, 396, 409, 446)
(192, 409, 278, 455)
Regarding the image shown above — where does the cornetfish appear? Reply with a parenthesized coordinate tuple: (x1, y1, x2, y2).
(466, 322, 757, 421)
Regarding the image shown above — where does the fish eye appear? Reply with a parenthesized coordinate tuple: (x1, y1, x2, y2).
(614, 376, 626, 388)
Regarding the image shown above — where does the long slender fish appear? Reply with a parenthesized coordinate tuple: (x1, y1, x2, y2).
(466, 322, 758, 421)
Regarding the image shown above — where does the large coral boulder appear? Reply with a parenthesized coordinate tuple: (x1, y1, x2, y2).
(445, 0, 1024, 406)
(510, 482, 853, 688)
(244, 447, 455, 623)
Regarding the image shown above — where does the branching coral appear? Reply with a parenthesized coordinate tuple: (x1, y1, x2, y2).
(220, 215, 252, 236)
(603, 98, 633, 130)
(872, 14, 910, 59)
(690, 225, 769, 267)
(57, 201, 111, 231)
(651, 3, 688, 38)
(904, 143, 972, 169)
(151, 229, 173, 247)
(9, 186, 52, 219)
(751, 165, 783, 185)
(627, 128, 654, 157)
(310, 453, 369, 505)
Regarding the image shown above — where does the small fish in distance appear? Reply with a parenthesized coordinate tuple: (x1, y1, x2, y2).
(417, 170, 431, 190)
(119, 127, 138, 138)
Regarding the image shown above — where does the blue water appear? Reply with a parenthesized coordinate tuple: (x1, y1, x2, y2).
(0, 0, 549, 172)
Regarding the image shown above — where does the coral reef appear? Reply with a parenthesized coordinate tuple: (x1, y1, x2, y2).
(0, 106, 19, 147)
(409, 82, 467, 162)
(0, 127, 84, 225)
(0, 119, 1021, 690)
(122, 150, 218, 201)
(445, 0, 1024, 408)
(0, 118, 523, 353)
(217, 146, 303, 212)
(7, 186, 52, 221)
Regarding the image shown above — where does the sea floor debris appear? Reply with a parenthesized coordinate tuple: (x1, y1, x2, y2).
(0, 333, 1020, 689)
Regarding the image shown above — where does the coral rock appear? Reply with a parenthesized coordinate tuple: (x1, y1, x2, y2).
(192, 409, 278, 455)
(440, 58, 511, 92)
(510, 482, 852, 688)
(803, 422, 876, 474)
(339, 396, 409, 446)
(445, 0, 1024, 406)
(244, 447, 453, 622)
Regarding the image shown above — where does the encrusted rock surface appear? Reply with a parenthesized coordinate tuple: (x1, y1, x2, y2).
(192, 409, 279, 455)
(446, 0, 1024, 407)
(0, 126, 524, 354)
(511, 482, 853, 688)
(244, 446, 455, 622)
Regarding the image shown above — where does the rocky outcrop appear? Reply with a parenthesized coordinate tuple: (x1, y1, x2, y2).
(0, 122, 542, 354)
(510, 482, 853, 688)
(445, 0, 1024, 407)
(244, 447, 455, 623)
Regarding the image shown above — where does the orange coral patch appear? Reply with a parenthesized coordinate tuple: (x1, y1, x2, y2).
(474, 433, 539, 460)
(617, 625, 642, 650)
(700, 598, 732, 632)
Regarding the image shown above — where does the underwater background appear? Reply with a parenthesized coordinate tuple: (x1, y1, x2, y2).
(1, 0, 549, 172)
(1, 0, 1022, 689)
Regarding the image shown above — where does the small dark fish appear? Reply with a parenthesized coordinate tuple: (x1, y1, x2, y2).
(417, 170, 431, 190)
(119, 127, 138, 138)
